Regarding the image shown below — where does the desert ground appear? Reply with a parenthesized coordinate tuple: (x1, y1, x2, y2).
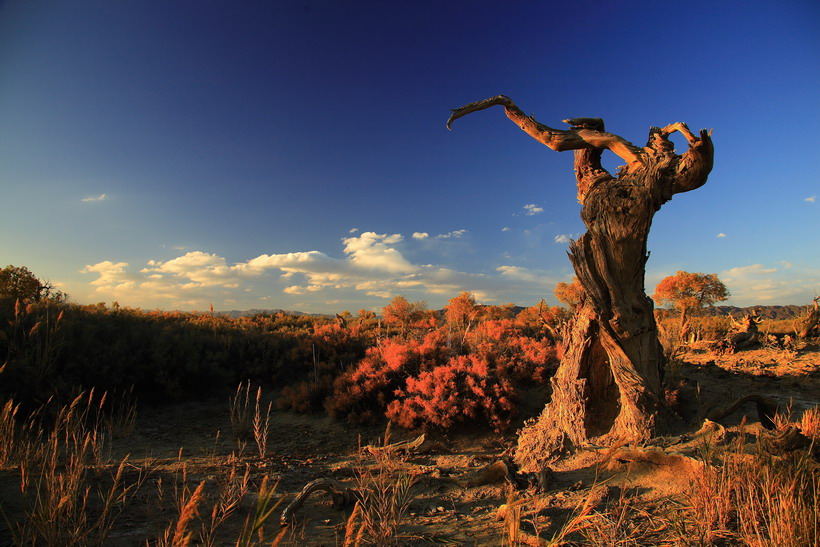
(2, 342, 817, 546)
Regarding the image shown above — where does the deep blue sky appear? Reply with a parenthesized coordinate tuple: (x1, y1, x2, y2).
(1, 1, 818, 312)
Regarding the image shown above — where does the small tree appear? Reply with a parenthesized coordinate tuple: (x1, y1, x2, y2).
(0, 265, 65, 304)
(554, 277, 584, 310)
(381, 295, 427, 337)
(444, 291, 480, 347)
(652, 271, 729, 336)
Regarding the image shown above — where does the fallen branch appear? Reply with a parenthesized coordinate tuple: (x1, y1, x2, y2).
(280, 478, 355, 527)
(442, 458, 552, 491)
(761, 426, 818, 458)
(365, 433, 425, 455)
(365, 434, 451, 456)
(701, 393, 779, 430)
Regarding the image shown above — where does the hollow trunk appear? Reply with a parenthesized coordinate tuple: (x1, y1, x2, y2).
(514, 131, 713, 470)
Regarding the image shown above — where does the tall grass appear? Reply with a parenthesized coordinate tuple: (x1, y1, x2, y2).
(344, 426, 417, 546)
(682, 421, 819, 546)
(252, 387, 272, 460)
(4, 390, 146, 546)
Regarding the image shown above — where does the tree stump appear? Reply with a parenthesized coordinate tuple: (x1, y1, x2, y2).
(448, 96, 714, 470)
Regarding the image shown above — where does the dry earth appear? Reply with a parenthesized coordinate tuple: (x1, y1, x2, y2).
(1, 344, 818, 546)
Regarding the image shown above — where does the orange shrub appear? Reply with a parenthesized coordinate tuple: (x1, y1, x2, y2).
(386, 354, 517, 432)
(323, 329, 450, 423)
(322, 318, 559, 431)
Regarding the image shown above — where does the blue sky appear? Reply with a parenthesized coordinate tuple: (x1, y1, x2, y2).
(1, 1, 818, 313)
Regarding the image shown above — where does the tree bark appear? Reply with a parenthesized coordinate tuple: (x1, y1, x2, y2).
(449, 97, 714, 470)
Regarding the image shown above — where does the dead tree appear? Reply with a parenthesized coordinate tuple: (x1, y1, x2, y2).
(798, 296, 820, 339)
(710, 312, 762, 354)
(448, 96, 714, 469)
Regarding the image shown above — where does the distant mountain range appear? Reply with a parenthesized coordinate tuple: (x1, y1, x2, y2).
(219, 304, 814, 321)
(218, 308, 328, 318)
(701, 304, 812, 320)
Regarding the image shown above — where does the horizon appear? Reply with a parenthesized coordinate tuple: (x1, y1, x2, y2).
(2, 1, 818, 314)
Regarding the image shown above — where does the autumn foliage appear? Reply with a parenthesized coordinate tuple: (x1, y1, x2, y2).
(322, 298, 561, 431)
(2, 269, 562, 432)
(653, 271, 730, 331)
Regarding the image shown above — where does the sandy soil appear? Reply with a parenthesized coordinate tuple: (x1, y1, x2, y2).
(1, 343, 818, 546)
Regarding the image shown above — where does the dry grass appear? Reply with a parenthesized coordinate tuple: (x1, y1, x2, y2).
(344, 426, 417, 546)
(235, 475, 285, 546)
(252, 386, 272, 460)
(3, 390, 147, 546)
(1, 369, 816, 545)
(229, 380, 273, 459)
(800, 406, 820, 440)
(199, 462, 251, 546)
(496, 414, 819, 546)
(229, 380, 253, 441)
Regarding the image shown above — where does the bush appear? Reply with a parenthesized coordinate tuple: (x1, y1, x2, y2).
(321, 319, 559, 431)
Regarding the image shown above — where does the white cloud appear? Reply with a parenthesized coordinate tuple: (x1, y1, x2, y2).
(501, 227, 510, 232)
(436, 229, 467, 239)
(723, 264, 777, 277)
(496, 265, 547, 284)
(554, 233, 581, 244)
(804, 196, 816, 203)
(283, 285, 323, 295)
(141, 251, 242, 288)
(716, 233, 727, 238)
(81, 193, 107, 202)
(81, 229, 567, 310)
(412, 232, 429, 240)
(718, 263, 813, 305)
(366, 291, 393, 299)
(82, 261, 130, 286)
(523, 203, 543, 216)
(349, 227, 359, 233)
(342, 232, 415, 274)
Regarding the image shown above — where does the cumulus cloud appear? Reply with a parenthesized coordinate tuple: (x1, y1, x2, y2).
(523, 203, 543, 216)
(436, 229, 467, 239)
(412, 232, 429, 240)
(723, 264, 777, 277)
(141, 251, 248, 288)
(720, 263, 794, 304)
(554, 232, 581, 244)
(283, 285, 323, 295)
(82, 261, 130, 286)
(805, 196, 816, 203)
(81, 193, 107, 202)
(81, 229, 565, 310)
(496, 265, 547, 284)
(366, 290, 393, 299)
(342, 232, 416, 274)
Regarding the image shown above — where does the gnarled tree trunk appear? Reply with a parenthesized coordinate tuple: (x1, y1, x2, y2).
(448, 97, 714, 470)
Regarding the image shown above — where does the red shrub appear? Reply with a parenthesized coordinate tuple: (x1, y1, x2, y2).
(386, 354, 517, 432)
(323, 330, 451, 423)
